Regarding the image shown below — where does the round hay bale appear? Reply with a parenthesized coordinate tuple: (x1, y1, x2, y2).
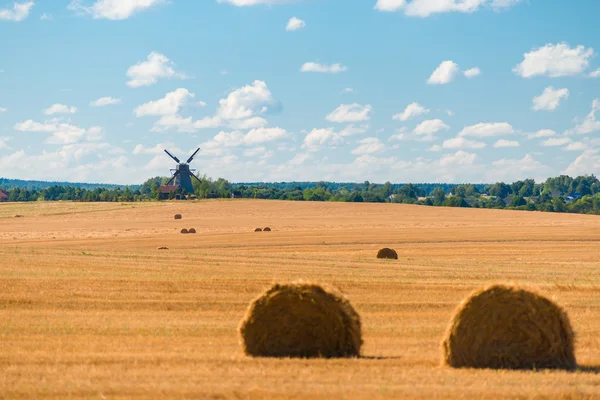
(376, 248, 398, 260)
(263, 227, 272, 232)
(180, 228, 189, 234)
(239, 282, 362, 358)
(14, 214, 24, 218)
(157, 246, 169, 250)
(442, 284, 576, 370)
(188, 228, 196, 234)
(174, 214, 182, 220)
(254, 228, 262, 232)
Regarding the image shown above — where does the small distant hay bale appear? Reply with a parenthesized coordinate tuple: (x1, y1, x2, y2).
(254, 228, 262, 232)
(239, 282, 362, 358)
(174, 214, 182, 220)
(188, 228, 196, 234)
(14, 214, 24, 218)
(376, 248, 398, 260)
(263, 227, 272, 232)
(180, 228, 189, 234)
(157, 246, 169, 250)
(442, 284, 576, 370)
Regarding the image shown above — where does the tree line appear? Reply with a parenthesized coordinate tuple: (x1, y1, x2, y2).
(1, 174, 600, 216)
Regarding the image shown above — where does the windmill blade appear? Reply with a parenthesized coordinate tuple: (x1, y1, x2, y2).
(164, 149, 181, 163)
(186, 148, 201, 164)
(166, 170, 180, 186)
(189, 172, 203, 184)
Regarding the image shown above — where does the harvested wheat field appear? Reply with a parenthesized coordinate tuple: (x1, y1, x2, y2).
(1, 199, 600, 399)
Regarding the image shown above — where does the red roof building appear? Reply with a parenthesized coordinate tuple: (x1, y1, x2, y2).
(0, 190, 8, 202)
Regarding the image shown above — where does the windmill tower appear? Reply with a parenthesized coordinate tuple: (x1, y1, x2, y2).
(163, 148, 202, 194)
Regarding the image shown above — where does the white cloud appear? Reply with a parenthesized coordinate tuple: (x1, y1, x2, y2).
(243, 146, 266, 157)
(243, 127, 289, 145)
(458, 122, 514, 138)
(443, 137, 486, 149)
(439, 150, 478, 167)
(67, 0, 166, 20)
(290, 152, 310, 165)
(0, 1, 34, 21)
(565, 99, 600, 135)
(565, 142, 586, 151)
(428, 145, 442, 152)
(342, 88, 354, 94)
(513, 43, 594, 78)
(339, 124, 369, 137)
(0, 136, 11, 149)
(427, 61, 460, 85)
(14, 120, 56, 132)
(134, 88, 194, 117)
(44, 104, 77, 115)
(40, 12, 52, 20)
(286, 16, 305, 31)
(488, 154, 552, 182)
(326, 103, 372, 123)
(351, 137, 385, 155)
(304, 128, 342, 152)
(491, 0, 523, 10)
(393, 102, 430, 121)
(151, 114, 222, 133)
(196, 101, 207, 107)
(463, 67, 481, 78)
(542, 137, 571, 147)
(229, 117, 268, 129)
(494, 139, 520, 148)
(563, 150, 600, 176)
(374, 0, 405, 12)
(14, 120, 103, 144)
(301, 62, 348, 74)
(126, 52, 185, 88)
(133, 143, 181, 155)
(217, 0, 297, 5)
(91, 97, 121, 107)
(590, 68, 600, 78)
(0, 107, 7, 112)
(528, 129, 556, 139)
(217, 80, 277, 120)
(532, 86, 569, 111)
(413, 119, 449, 136)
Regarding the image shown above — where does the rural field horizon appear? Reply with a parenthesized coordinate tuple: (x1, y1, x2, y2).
(2, 200, 600, 398)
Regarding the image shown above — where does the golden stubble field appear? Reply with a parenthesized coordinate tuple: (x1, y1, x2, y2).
(1, 199, 600, 399)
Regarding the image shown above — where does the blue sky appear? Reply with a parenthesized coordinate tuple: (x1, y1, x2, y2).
(0, 0, 599, 184)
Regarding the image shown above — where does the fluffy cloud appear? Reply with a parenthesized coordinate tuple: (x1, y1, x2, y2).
(439, 150, 478, 167)
(513, 43, 594, 78)
(351, 137, 385, 155)
(44, 104, 77, 115)
(243, 127, 289, 145)
(374, 0, 405, 11)
(0, 1, 34, 21)
(488, 154, 552, 182)
(427, 61, 460, 84)
(304, 128, 342, 151)
(458, 122, 514, 138)
(590, 69, 600, 78)
(217, 80, 278, 120)
(393, 102, 429, 121)
(542, 137, 571, 147)
(300, 62, 348, 74)
(565, 99, 600, 135)
(0, 136, 11, 149)
(14, 120, 103, 144)
(126, 52, 185, 88)
(286, 17, 305, 31)
(217, 0, 297, 5)
(68, 0, 166, 20)
(493, 139, 520, 148)
(91, 97, 121, 107)
(563, 150, 600, 176)
(326, 103, 372, 123)
(528, 129, 556, 139)
(151, 114, 221, 133)
(0, 107, 7, 112)
(532, 86, 569, 111)
(413, 119, 449, 136)
(565, 142, 586, 151)
(134, 88, 193, 117)
(375, 0, 521, 16)
(463, 67, 481, 78)
(132, 143, 182, 155)
(443, 137, 486, 149)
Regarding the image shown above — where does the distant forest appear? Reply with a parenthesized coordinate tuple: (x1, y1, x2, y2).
(1, 174, 600, 216)
(0, 178, 137, 191)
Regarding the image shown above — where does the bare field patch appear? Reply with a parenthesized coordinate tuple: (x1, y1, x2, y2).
(1, 200, 600, 399)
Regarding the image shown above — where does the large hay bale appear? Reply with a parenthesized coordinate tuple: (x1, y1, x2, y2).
(180, 228, 189, 234)
(442, 284, 576, 370)
(377, 248, 398, 259)
(188, 228, 196, 234)
(174, 214, 182, 220)
(263, 227, 272, 232)
(239, 282, 362, 358)
(254, 228, 262, 232)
